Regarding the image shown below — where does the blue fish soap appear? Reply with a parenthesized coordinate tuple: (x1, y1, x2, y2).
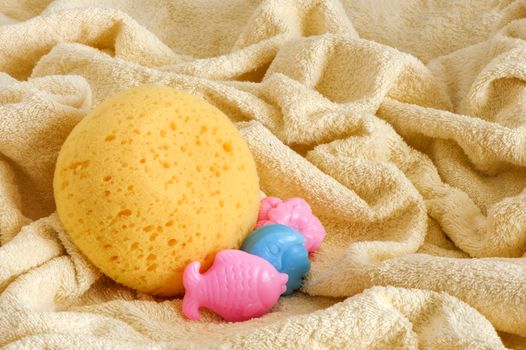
(241, 224, 310, 295)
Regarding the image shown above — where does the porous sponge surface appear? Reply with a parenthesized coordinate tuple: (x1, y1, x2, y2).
(54, 85, 260, 296)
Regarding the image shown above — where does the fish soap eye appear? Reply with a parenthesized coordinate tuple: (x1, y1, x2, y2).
(269, 244, 280, 255)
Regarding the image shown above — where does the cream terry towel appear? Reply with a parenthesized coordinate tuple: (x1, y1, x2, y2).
(1, 0, 526, 349)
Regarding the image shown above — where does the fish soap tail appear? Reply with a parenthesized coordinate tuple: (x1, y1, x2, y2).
(184, 261, 203, 289)
(182, 261, 203, 320)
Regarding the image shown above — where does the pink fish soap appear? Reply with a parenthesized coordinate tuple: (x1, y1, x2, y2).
(183, 250, 288, 322)
(256, 197, 325, 252)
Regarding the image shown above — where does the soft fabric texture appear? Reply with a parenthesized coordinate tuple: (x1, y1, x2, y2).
(0, 0, 525, 349)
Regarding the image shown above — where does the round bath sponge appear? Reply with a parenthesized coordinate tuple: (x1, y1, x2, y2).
(54, 85, 260, 296)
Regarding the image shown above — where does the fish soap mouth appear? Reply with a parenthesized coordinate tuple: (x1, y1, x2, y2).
(280, 273, 289, 294)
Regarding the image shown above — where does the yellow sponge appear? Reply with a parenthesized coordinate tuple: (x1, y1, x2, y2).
(54, 85, 260, 296)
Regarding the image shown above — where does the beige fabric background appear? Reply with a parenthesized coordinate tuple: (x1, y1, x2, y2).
(1, 0, 526, 349)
